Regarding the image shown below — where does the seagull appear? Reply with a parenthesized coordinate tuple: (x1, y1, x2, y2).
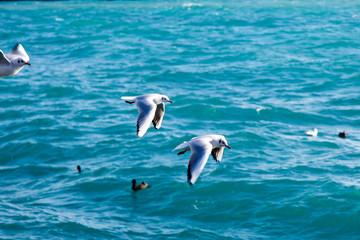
(132, 179, 150, 191)
(173, 134, 231, 185)
(121, 94, 172, 137)
(0, 43, 31, 78)
(305, 128, 318, 137)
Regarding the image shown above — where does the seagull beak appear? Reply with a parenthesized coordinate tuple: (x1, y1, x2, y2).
(226, 145, 231, 149)
(167, 100, 173, 103)
(25, 62, 31, 66)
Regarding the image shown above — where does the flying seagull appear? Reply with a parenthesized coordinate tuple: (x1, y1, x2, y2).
(121, 94, 172, 137)
(173, 134, 231, 185)
(0, 43, 31, 78)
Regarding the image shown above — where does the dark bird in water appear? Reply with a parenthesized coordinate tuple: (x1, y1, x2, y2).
(132, 179, 149, 191)
(338, 131, 347, 138)
(77, 165, 81, 173)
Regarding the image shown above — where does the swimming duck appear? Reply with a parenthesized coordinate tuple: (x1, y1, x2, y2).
(338, 131, 346, 138)
(132, 179, 150, 191)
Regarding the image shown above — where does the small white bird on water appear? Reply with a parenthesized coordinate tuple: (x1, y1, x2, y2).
(121, 94, 172, 137)
(0, 43, 31, 78)
(305, 128, 318, 137)
(173, 134, 231, 185)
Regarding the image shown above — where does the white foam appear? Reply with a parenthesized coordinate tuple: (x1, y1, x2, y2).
(182, 3, 203, 7)
(256, 107, 266, 113)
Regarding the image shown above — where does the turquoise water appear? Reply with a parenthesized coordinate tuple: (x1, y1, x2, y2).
(1, 1, 360, 239)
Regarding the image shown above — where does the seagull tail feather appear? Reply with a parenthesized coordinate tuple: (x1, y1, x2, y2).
(173, 141, 189, 152)
(121, 96, 136, 102)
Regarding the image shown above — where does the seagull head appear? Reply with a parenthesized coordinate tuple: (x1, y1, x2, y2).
(214, 135, 231, 149)
(160, 95, 172, 104)
(13, 57, 31, 66)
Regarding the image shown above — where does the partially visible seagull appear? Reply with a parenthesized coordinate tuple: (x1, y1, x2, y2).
(173, 134, 231, 185)
(0, 43, 31, 78)
(305, 128, 318, 137)
(121, 94, 172, 137)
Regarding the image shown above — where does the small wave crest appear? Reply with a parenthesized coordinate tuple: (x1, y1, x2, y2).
(182, 3, 203, 7)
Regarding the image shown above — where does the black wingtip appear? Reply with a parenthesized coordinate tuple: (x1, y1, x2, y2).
(152, 121, 160, 129)
(211, 151, 216, 161)
(187, 164, 192, 185)
(12, 43, 20, 50)
(136, 124, 140, 137)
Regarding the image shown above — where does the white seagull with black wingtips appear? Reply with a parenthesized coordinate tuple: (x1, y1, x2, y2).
(173, 134, 231, 185)
(0, 43, 31, 78)
(121, 94, 172, 137)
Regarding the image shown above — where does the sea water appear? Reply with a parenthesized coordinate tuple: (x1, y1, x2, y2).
(1, 1, 360, 239)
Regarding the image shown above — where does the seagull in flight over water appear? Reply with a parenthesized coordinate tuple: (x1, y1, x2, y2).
(121, 94, 172, 137)
(173, 134, 231, 185)
(0, 43, 31, 78)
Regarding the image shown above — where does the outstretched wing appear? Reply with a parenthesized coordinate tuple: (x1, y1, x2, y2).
(136, 99, 156, 137)
(9, 43, 29, 61)
(0, 50, 10, 65)
(187, 140, 212, 185)
(211, 147, 225, 162)
(152, 102, 165, 129)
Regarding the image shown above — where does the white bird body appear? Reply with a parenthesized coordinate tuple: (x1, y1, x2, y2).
(121, 94, 172, 137)
(173, 134, 230, 185)
(305, 128, 318, 137)
(0, 43, 31, 78)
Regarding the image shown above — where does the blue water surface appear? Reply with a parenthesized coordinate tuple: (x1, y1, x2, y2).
(1, 1, 360, 239)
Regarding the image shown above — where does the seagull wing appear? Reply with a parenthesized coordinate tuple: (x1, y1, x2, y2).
(152, 102, 165, 129)
(8, 43, 29, 61)
(0, 50, 10, 65)
(211, 147, 225, 162)
(187, 140, 212, 185)
(136, 99, 157, 137)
